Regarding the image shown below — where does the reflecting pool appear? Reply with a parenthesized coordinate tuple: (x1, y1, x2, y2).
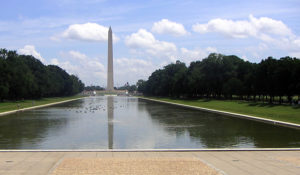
(0, 96, 299, 149)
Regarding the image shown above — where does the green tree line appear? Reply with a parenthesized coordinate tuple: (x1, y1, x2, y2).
(138, 53, 300, 104)
(0, 49, 84, 101)
(84, 85, 105, 91)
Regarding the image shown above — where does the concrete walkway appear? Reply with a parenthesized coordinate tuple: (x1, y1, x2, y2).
(0, 151, 299, 175)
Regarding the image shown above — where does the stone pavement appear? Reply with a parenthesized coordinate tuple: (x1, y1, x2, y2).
(0, 151, 299, 175)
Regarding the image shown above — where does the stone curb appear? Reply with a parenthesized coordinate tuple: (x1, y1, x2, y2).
(0, 148, 300, 152)
(139, 97, 300, 130)
(0, 97, 86, 117)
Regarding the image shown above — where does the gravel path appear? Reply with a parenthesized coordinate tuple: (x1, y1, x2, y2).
(50, 157, 222, 175)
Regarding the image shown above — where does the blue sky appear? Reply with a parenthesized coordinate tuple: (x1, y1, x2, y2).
(1, 0, 300, 87)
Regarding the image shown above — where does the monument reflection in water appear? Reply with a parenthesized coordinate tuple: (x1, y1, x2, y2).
(0, 96, 299, 149)
(107, 96, 114, 149)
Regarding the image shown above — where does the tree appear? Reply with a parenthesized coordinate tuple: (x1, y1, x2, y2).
(0, 48, 85, 100)
(5, 51, 37, 99)
(223, 78, 243, 99)
(139, 52, 300, 104)
(84, 85, 104, 91)
(22, 55, 48, 98)
(128, 85, 137, 92)
(117, 82, 137, 93)
(168, 60, 187, 97)
(136, 79, 146, 93)
(199, 53, 225, 98)
(256, 57, 278, 103)
(0, 54, 9, 100)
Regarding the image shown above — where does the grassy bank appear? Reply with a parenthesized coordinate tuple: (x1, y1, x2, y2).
(144, 97, 300, 125)
(0, 95, 84, 113)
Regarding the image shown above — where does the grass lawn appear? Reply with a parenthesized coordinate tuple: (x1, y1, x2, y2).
(145, 97, 300, 125)
(0, 95, 84, 113)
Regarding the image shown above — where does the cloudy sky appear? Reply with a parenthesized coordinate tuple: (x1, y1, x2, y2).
(1, 0, 300, 87)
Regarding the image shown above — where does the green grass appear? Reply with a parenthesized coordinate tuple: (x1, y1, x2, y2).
(0, 95, 84, 113)
(145, 97, 300, 125)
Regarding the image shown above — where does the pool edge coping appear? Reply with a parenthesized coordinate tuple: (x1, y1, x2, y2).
(0, 97, 87, 116)
(139, 97, 300, 130)
(0, 148, 300, 152)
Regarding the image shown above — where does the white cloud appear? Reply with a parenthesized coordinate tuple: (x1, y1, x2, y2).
(87, 60, 105, 71)
(244, 43, 270, 60)
(51, 59, 79, 72)
(193, 18, 253, 38)
(125, 29, 219, 66)
(115, 57, 155, 85)
(51, 51, 106, 86)
(60, 50, 105, 71)
(61, 23, 119, 42)
(205, 47, 218, 53)
(179, 47, 217, 63)
(115, 57, 152, 67)
(193, 14, 300, 57)
(290, 52, 300, 58)
(249, 15, 293, 37)
(50, 46, 219, 86)
(68, 50, 87, 60)
(192, 14, 293, 40)
(50, 58, 59, 65)
(152, 19, 188, 36)
(18, 45, 46, 63)
(125, 29, 177, 58)
(52, 51, 156, 86)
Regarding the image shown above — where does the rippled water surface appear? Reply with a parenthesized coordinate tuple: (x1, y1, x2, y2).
(0, 96, 299, 149)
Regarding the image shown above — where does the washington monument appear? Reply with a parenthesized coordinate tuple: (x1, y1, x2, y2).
(107, 27, 114, 91)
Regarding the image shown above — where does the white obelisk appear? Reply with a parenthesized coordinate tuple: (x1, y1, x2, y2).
(107, 27, 114, 91)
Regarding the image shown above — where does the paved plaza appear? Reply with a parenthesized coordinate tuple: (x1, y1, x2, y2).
(0, 151, 299, 175)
